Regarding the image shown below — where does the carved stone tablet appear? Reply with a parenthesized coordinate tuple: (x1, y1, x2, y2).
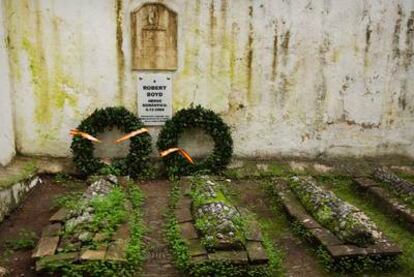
(131, 3, 177, 70)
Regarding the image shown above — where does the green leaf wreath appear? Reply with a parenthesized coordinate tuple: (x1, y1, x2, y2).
(157, 105, 233, 176)
(71, 106, 152, 177)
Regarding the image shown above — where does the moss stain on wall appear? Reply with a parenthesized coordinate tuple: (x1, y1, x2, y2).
(115, 0, 125, 105)
(246, 5, 254, 105)
(271, 23, 278, 82)
(6, 0, 79, 146)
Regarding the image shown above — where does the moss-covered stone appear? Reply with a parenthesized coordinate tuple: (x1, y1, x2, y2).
(190, 176, 245, 250)
(289, 176, 380, 247)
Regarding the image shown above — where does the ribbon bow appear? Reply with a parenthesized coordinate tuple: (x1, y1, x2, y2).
(115, 128, 149, 143)
(160, 147, 194, 164)
(70, 129, 101, 143)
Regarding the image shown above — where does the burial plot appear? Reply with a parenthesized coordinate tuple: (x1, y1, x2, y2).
(272, 177, 401, 272)
(354, 167, 414, 232)
(32, 176, 145, 275)
(169, 176, 274, 275)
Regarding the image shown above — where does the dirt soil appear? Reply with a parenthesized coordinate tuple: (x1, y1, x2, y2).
(1, 177, 329, 277)
(138, 180, 181, 277)
(0, 175, 86, 277)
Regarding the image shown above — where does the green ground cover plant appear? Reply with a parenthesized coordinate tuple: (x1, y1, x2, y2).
(265, 177, 402, 274)
(5, 229, 37, 250)
(166, 178, 283, 276)
(40, 181, 146, 276)
(316, 175, 413, 275)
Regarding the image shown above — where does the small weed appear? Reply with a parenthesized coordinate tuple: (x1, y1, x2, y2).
(52, 192, 83, 211)
(53, 173, 71, 183)
(5, 229, 38, 250)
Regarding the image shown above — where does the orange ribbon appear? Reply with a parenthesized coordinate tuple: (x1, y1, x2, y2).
(70, 129, 101, 143)
(160, 147, 194, 164)
(115, 128, 149, 143)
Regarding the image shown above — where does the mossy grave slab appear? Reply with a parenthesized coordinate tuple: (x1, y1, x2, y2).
(354, 177, 414, 232)
(274, 179, 402, 262)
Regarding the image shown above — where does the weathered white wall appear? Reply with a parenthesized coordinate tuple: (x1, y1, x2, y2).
(3, 0, 414, 159)
(0, 0, 15, 166)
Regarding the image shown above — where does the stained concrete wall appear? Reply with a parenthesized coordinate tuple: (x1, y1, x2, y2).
(3, 0, 414, 159)
(0, 0, 15, 166)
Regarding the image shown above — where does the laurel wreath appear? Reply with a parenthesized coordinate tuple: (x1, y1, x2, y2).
(157, 105, 233, 176)
(71, 106, 152, 177)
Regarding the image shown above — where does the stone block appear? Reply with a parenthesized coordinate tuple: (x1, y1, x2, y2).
(41, 223, 62, 237)
(246, 241, 268, 264)
(327, 245, 367, 257)
(208, 251, 249, 264)
(309, 228, 342, 246)
(176, 196, 192, 210)
(245, 221, 263, 241)
(49, 208, 69, 223)
(191, 254, 208, 264)
(187, 239, 207, 257)
(215, 239, 244, 251)
(106, 240, 127, 262)
(32, 236, 60, 258)
(300, 217, 321, 230)
(282, 193, 311, 224)
(80, 248, 107, 261)
(354, 178, 379, 189)
(366, 242, 401, 255)
(179, 222, 198, 240)
(175, 207, 193, 223)
(35, 252, 79, 271)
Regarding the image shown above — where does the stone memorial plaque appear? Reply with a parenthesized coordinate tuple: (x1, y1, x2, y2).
(137, 74, 172, 126)
(131, 3, 177, 70)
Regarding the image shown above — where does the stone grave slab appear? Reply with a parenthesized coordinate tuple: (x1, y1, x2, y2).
(246, 241, 268, 264)
(32, 236, 60, 258)
(179, 222, 198, 240)
(353, 177, 414, 232)
(275, 180, 402, 262)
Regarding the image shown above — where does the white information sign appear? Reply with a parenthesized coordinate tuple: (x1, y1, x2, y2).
(137, 74, 172, 126)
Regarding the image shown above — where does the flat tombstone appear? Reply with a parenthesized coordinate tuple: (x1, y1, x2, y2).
(131, 3, 177, 70)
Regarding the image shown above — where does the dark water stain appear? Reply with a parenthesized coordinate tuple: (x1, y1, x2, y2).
(403, 11, 414, 70)
(281, 30, 290, 66)
(229, 23, 237, 86)
(115, 0, 125, 105)
(278, 73, 290, 106)
(399, 77, 408, 111)
(364, 23, 372, 68)
(220, 0, 228, 68)
(315, 35, 329, 127)
(392, 5, 403, 60)
(271, 23, 278, 82)
(344, 119, 380, 129)
(209, 0, 217, 74)
(221, 0, 228, 30)
(323, 0, 331, 15)
(246, 5, 254, 103)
